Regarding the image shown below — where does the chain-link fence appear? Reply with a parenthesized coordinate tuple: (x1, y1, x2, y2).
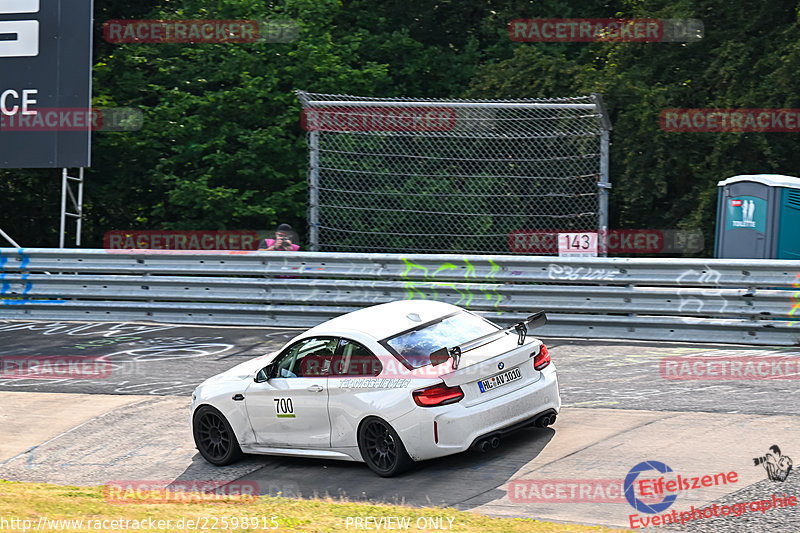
(297, 91, 611, 254)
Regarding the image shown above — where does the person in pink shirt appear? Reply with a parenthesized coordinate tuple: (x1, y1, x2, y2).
(260, 223, 300, 251)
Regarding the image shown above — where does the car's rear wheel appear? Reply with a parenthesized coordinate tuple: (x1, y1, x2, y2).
(358, 416, 412, 477)
(193, 405, 243, 466)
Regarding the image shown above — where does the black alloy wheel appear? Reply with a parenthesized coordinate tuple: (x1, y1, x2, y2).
(358, 416, 413, 477)
(193, 405, 243, 466)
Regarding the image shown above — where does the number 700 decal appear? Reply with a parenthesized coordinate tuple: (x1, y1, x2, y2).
(0, 0, 40, 58)
(274, 398, 295, 418)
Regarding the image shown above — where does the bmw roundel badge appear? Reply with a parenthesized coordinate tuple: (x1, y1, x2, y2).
(498, 362, 504, 370)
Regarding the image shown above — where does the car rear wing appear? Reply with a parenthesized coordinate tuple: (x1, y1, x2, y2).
(429, 311, 547, 369)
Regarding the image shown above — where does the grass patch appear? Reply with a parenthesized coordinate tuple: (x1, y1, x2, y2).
(0, 480, 629, 532)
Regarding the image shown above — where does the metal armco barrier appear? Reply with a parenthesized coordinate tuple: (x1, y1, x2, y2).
(1, 248, 798, 345)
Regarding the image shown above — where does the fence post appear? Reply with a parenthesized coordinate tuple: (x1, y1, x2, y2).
(308, 131, 320, 252)
(59, 168, 67, 249)
(592, 93, 612, 257)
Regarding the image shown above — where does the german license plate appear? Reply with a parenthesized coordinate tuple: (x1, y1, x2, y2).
(478, 367, 522, 393)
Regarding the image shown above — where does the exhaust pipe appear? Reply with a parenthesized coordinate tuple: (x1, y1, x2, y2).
(473, 411, 556, 451)
(534, 413, 557, 427)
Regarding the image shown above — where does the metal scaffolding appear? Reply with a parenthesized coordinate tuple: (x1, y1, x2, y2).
(59, 167, 85, 248)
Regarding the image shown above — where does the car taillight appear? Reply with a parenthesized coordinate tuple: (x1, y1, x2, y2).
(533, 344, 551, 371)
(413, 383, 464, 407)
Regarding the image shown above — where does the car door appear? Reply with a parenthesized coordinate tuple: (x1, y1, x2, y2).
(244, 337, 337, 448)
(327, 337, 386, 448)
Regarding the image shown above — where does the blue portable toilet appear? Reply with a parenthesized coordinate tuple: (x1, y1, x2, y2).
(714, 174, 800, 259)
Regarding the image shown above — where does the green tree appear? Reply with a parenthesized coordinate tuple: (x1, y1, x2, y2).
(3, 0, 800, 255)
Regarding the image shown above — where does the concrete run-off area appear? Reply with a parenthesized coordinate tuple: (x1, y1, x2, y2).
(0, 320, 798, 531)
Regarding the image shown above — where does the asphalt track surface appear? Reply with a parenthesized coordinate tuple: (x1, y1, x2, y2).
(0, 319, 798, 531)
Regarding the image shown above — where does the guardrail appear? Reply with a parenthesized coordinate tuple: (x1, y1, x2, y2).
(1, 248, 798, 345)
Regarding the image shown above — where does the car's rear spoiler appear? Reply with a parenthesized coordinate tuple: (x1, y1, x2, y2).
(429, 311, 547, 369)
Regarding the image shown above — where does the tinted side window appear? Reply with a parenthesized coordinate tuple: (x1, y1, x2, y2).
(274, 337, 338, 378)
(334, 339, 382, 376)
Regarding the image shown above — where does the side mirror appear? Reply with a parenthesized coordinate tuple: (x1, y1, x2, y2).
(254, 363, 274, 383)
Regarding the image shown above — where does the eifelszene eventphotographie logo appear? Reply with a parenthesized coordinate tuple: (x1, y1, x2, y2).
(754, 445, 793, 482)
(625, 460, 679, 514)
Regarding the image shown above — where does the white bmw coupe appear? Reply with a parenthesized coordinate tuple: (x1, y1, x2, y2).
(191, 300, 561, 476)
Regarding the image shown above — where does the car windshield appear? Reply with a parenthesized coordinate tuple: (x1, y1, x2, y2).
(384, 311, 500, 369)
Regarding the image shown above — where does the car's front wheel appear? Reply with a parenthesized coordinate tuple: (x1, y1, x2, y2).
(193, 405, 243, 466)
(358, 416, 413, 477)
